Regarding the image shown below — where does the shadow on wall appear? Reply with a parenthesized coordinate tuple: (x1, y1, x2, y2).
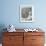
(0, 24, 7, 43)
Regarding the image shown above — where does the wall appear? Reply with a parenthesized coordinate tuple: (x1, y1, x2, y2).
(0, 0, 46, 29)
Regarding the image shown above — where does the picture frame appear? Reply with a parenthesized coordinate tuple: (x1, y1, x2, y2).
(20, 5, 34, 22)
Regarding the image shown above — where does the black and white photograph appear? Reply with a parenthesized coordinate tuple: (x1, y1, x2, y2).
(20, 5, 34, 22)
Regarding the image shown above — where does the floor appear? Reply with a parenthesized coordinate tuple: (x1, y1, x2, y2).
(0, 44, 46, 46)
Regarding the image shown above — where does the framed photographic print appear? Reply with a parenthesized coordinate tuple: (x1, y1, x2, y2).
(20, 5, 34, 22)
